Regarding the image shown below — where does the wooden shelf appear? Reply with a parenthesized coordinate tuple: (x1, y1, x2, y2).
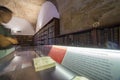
(34, 18, 60, 45)
(33, 18, 120, 48)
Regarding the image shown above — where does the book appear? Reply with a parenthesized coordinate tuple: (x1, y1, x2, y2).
(33, 56, 56, 72)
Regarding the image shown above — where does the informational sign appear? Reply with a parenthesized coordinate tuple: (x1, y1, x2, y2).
(33, 56, 56, 72)
(62, 47, 120, 80)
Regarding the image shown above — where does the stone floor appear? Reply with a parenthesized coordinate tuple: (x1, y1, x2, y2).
(0, 48, 41, 80)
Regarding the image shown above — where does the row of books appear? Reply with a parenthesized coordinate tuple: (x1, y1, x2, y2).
(34, 19, 120, 48)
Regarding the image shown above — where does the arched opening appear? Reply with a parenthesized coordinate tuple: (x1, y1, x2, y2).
(3, 17, 35, 35)
(36, 1, 60, 32)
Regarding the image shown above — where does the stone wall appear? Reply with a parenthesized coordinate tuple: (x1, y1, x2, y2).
(56, 0, 120, 34)
(0, 0, 120, 34)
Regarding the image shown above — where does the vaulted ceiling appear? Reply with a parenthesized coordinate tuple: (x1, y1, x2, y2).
(0, 0, 54, 28)
(1, 0, 119, 35)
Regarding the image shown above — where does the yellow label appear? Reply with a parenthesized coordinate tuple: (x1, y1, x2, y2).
(33, 56, 55, 72)
(72, 76, 89, 80)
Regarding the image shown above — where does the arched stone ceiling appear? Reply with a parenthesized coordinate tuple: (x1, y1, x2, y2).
(0, 0, 48, 28)
(1, 0, 119, 35)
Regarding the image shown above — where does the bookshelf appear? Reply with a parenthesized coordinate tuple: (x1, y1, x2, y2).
(13, 35, 33, 46)
(34, 17, 120, 49)
(34, 18, 60, 45)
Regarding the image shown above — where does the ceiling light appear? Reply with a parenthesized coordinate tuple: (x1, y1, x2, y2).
(12, 28, 21, 33)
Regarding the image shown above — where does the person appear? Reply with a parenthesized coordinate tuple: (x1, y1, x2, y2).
(0, 6, 18, 49)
